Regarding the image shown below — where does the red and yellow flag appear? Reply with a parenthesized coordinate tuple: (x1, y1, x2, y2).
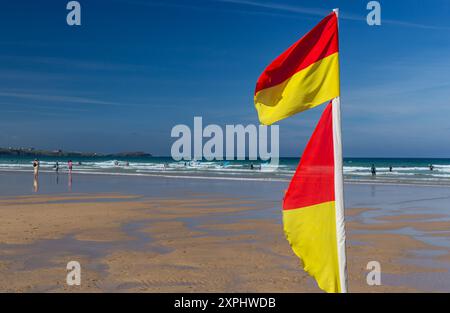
(283, 101, 346, 293)
(254, 12, 340, 125)
(253, 10, 347, 293)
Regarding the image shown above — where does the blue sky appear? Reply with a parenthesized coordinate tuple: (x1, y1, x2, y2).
(0, 0, 449, 157)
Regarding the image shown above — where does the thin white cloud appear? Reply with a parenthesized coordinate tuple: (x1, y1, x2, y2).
(0, 55, 146, 72)
(117, 0, 449, 30)
(0, 90, 191, 109)
(114, 0, 314, 20)
(0, 91, 121, 106)
(217, 0, 328, 16)
(216, 0, 450, 30)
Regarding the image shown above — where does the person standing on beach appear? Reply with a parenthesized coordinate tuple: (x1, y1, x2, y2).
(55, 161, 60, 184)
(33, 159, 39, 178)
(68, 160, 73, 173)
(371, 164, 376, 176)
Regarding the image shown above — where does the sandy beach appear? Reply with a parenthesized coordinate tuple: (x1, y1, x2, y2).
(1, 171, 450, 292)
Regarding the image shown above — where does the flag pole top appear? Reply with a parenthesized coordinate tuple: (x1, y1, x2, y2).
(333, 8, 339, 17)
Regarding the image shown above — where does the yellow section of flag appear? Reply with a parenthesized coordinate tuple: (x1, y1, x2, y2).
(255, 53, 339, 125)
(283, 201, 341, 293)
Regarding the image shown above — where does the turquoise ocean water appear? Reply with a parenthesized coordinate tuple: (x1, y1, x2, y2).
(1, 155, 449, 186)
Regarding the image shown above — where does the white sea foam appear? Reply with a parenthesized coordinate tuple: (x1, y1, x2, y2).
(2, 159, 450, 186)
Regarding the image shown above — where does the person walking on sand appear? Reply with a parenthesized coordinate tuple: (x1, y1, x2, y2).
(68, 160, 73, 173)
(33, 159, 39, 178)
(371, 164, 376, 176)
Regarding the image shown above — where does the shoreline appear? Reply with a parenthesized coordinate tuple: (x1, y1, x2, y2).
(2, 168, 450, 188)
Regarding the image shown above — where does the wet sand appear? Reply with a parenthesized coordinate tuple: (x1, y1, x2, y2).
(1, 172, 450, 292)
(0, 196, 447, 292)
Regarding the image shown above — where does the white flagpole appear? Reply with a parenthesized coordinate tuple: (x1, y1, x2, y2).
(332, 8, 348, 293)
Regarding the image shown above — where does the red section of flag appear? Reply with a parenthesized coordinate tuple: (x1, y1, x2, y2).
(255, 12, 339, 95)
(283, 102, 335, 210)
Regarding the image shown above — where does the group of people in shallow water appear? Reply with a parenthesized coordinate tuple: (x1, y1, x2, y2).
(370, 164, 435, 176)
(32, 159, 74, 192)
(32, 159, 73, 178)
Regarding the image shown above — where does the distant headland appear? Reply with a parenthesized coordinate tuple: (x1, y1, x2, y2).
(0, 147, 152, 158)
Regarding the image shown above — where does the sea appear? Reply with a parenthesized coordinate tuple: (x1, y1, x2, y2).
(1, 155, 450, 186)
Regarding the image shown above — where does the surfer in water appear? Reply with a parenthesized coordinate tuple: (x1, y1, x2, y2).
(429, 164, 434, 171)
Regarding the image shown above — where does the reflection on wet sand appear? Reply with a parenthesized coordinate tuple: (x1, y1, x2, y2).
(33, 176, 39, 193)
(1, 193, 450, 292)
(3, 172, 450, 292)
(32, 171, 73, 193)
